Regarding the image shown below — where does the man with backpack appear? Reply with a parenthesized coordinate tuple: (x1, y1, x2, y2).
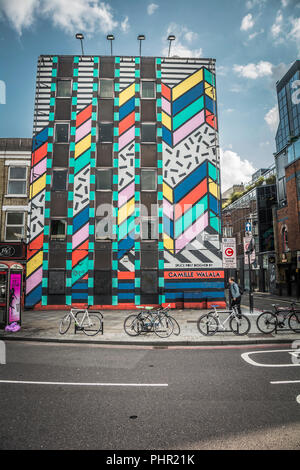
(228, 277, 242, 318)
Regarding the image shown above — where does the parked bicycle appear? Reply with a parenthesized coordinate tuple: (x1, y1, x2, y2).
(256, 301, 300, 334)
(197, 304, 251, 336)
(124, 304, 180, 338)
(59, 307, 103, 336)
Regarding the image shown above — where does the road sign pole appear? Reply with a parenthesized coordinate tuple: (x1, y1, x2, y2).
(248, 251, 253, 313)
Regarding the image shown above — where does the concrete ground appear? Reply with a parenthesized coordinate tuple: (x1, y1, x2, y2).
(0, 304, 299, 345)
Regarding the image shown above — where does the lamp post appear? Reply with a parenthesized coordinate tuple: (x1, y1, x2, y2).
(246, 236, 255, 313)
(106, 34, 115, 56)
(167, 35, 175, 57)
(75, 33, 85, 56)
(137, 34, 145, 56)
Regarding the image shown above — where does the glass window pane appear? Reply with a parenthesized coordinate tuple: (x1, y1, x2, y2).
(9, 167, 26, 179)
(141, 169, 157, 190)
(141, 123, 156, 142)
(95, 217, 112, 239)
(55, 124, 69, 143)
(57, 80, 71, 97)
(142, 81, 155, 98)
(52, 170, 67, 191)
(51, 220, 66, 239)
(96, 169, 112, 190)
(5, 226, 24, 241)
(99, 80, 113, 98)
(6, 212, 24, 225)
(98, 123, 113, 142)
(8, 181, 26, 194)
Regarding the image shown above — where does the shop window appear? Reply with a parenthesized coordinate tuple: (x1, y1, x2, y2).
(52, 169, 68, 191)
(141, 123, 156, 142)
(56, 80, 71, 98)
(141, 169, 157, 191)
(55, 123, 69, 143)
(96, 168, 112, 190)
(5, 212, 25, 241)
(50, 219, 67, 240)
(99, 79, 114, 98)
(141, 81, 156, 99)
(7, 166, 27, 195)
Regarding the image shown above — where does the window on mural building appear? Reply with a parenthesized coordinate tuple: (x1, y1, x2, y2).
(7, 166, 27, 195)
(5, 212, 25, 241)
(55, 123, 69, 143)
(141, 218, 158, 240)
(52, 169, 68, 191)
(141, 81, 156, 99)
(96, 168, 112, 190)
(95, 212, 112, 240)
(56, 80, 71, 98)
(50, 219, 67, 240)
(99, 79, 114, 98)
(98, 123, 113, 143)
(141, 169, 157, 191)
(141, 123, 156, 143)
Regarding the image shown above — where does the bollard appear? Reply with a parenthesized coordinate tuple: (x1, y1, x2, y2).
(0, 340, 6, 365)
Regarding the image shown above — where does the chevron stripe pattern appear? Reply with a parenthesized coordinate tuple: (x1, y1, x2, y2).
(25, 127, 49, 307)
(71, 104, 92, 303)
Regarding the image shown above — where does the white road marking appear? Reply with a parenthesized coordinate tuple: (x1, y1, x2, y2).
(241, 349, 300, 367)
(297, 395, 300, 404)
(0, 380, 168, 387)
(270, 380, 300, 385)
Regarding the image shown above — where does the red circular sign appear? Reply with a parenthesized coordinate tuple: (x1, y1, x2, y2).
(225, 247, 234, 257)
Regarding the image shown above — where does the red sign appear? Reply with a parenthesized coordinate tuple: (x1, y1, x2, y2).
(164, 271, 224, 279)
(225, 248, 234, 257)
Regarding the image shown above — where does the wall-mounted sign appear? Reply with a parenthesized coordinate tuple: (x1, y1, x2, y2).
(164, 271, 224, 279)
(244, 237, 256, 264)
(222, 238, 237, 269)
(8, 271, 22, 324)
(0, 243, 25, 260)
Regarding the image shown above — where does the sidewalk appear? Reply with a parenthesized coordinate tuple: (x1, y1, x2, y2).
(0, 307, 299, 345)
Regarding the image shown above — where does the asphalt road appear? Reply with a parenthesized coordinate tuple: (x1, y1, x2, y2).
(242, 292, 300, 312)
(0, 341, 299, 450)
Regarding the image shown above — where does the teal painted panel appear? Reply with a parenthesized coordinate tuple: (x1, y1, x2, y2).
(173, 96, 204, 131)
(208, 162, 217, 181)
(72, 257, 89, 285)
(210, 211, 220, 233)
(175, 195, 208, 238)
(74, 149, 91, 174)
(118, 216, 135, 240)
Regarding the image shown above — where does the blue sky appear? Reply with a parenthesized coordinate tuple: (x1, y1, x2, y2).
(0, 0, 299, 189)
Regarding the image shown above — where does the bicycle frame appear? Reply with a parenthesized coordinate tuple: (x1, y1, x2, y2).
(69, 308, 90, 329)
(209, 306, 239, 331)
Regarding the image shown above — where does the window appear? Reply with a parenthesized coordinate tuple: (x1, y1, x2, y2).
(52, 170, 68, 191)
(141, 123, 156, 142)
(282, 226, 288, 252)
(141, 218, 158, 240)
(141, 270, 158, 294)
(50, 219, 67, 240)
(98, 123, 113, 143)
(7, 167, 27, 195)
(56, 80, 71, 98)
(141, 81, 155, 99)
(99, 79, 114, 98)
(141, 169, 157, 191)
(96, 168, 112, 190)
(95, 213, 112, 239)
(55, 123, 69, 143)
(5, 212, 25, 241)
(48, 270, 65, 295)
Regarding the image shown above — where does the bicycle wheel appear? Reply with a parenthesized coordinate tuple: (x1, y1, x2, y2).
(82, 314, 102, 336)
(168, 316, 180, 336)
(197, 313, 218, 336)
(288, 313, 300, 333)
(154, 315, 174, 338)
(256, 311, 277, 334)
(229, 314, 251, 336)
(59, 314, 71, 335)
(124, 315, 142, 336)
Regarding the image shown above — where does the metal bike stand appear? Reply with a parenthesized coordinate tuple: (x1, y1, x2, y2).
(93, 310, 104, 335)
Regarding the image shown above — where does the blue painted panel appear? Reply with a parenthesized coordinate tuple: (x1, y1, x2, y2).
(73, 206, 89, 233)
(209, 194, 219, 215)
(119, 97, 135, 121)
(173, 82, 204, 115)
(174, 162, 207, 203)
(163, 215, 174, 238)
(25, 284, 42, 307)
(118, 230, 135, 259)
(205, 95, 214, 114)
(32, 127, 48, 151)
(72, 282, 88, 290)
(118, 283, 135, 290)
(162, 126, 172, 146)
(165, 292, 184, 299)
(72, 292, 88, 300)
(118, 292, 135, 299)
(165, 281, 224, 290)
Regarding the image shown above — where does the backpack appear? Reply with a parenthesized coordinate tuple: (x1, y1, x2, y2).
(238, 284, 244, 296)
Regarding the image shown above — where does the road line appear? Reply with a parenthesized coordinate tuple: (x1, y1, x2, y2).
(0, 380, 168, 387)
(297, 395, 300, 404)
(241, 349, 300, 367)
(270, 380, 300, 385)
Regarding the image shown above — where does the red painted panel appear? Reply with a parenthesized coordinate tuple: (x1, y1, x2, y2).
(32, 142, 48, 166)
(174, 179, 207, 220)
(118, 271, 135, 280)
(119, 111, 135, 136)
(76, 104, 92, 128)
(162, 83, 171, 101)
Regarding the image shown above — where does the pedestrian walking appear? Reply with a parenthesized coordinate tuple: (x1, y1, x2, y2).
(228, 277, 242, 318)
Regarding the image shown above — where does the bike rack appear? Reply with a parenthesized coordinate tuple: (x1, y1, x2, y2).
(74, 310, 104, 335)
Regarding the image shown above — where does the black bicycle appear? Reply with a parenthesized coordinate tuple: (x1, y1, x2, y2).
(256, 301, 300, 334)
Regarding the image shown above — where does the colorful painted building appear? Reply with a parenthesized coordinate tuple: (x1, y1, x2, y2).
(25, 55, 225, 310)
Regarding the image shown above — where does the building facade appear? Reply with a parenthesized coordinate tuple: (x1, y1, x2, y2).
(0, 138, 31, 325)
(274, 60, 300, 298)
(25, 55, 224, 310)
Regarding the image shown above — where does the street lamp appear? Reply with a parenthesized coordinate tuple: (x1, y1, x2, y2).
(137, 34, 145, 56)
(75, 33, 85, 56)
(167, 35, 176, 57)
(106, 34, 115, 56)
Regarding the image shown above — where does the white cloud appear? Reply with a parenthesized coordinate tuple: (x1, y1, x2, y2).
(0, 0, 118, 35)
(220, 148, 256, 192)
(233, 61, 273, 79)
(147, 3, 159, 15)
(240, 13, 255, 31)
(281, 0, 289, 7)
(161, 23, 202, 58)
(264, 105, 279, 133)
(121, 15, 130, 33)
(246, 0, 266, 9)
(248, 28, 264, 40)
(288, 16, 300, 46)
(271, 10, 284, 40)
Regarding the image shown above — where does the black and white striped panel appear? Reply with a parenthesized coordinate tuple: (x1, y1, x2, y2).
(161, 58, 216, 87)
(33, 56, 52, 133)
(77, 57, 94, 110)
(119, 57, 135, 91)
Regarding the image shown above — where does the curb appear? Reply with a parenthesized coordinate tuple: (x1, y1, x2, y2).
(0, 335, 296, 347)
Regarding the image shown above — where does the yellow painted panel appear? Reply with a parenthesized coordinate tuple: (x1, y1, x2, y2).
(205, 82, 216, 100)
(27, 251, 43, 277)
(209, 178, 219, 199)
(172, 69, 203, 101)
(163, 182, 173, 203)
(163, 233, 174, 252)
(118, 197, 135, 225)
(75, 134, 91, 159)
(162, 112, 172, 130)
(31, 174, 46, 199)
(119, 83, 135, 107)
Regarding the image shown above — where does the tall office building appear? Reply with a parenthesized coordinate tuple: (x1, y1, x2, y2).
(25, 55, 224, 309)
